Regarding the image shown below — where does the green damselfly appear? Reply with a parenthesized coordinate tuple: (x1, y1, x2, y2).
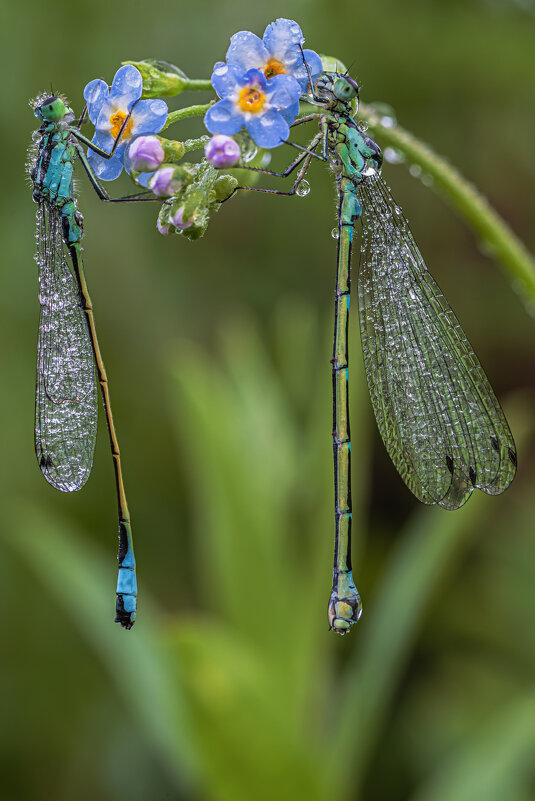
(29, 93, 152, 629)
(233, 66, 517, 634)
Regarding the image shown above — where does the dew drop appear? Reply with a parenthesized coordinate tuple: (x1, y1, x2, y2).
(394, 205, 403, 215)
(409, 164, 422, 178)
(369, 102, 397, 128)
(331, 227, 340, 239)
(32, 131, 41, 142)
(242, 144, 258, 163)
(296, 179, 310, 197)
(359, 120, 369, 132)
(384, 147, 405, 165)
(421, 173, 433, 187)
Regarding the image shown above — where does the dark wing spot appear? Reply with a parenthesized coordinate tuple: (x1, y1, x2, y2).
(469, 467, 477, 486)
(490, 435, 499, 452)
(508, 448, 518, 467)
(446, 455, 454, 474)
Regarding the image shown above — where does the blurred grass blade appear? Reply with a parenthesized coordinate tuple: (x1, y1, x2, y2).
(4, 503, 198, 791)
(410, 693, 535, 801)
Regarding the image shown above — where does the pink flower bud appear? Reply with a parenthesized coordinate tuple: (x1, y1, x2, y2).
(127, 135, 165, 171)
(171, 207, 193, 230)
(204, 134, 241, 168)
(149, 165, 189, 198)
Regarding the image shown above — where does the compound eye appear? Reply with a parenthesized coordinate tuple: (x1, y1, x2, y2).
(346, 76, 360, 95)
(333, 77, 358, 102)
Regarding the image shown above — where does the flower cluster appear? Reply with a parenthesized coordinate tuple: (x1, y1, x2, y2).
(77, 19, 323, 238)
(204, 18, 322, 152)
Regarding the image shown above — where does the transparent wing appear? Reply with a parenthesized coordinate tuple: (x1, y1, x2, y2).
(357, 172, 516, 509)
(34, 203, 98, 492)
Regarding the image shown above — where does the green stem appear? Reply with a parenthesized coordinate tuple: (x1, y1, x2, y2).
(358, 101, 535, 305)
(163, 102, 214, 130)
(180, 79, 212, 92)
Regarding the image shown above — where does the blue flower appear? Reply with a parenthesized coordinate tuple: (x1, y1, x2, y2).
(83, 65, 168, 181)
(204, 66, 301, 149)
(225, 18, 323, 93)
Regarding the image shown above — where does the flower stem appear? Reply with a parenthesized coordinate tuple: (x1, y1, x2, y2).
(163, 102, 214, 130)
(180, 79, 212, 92)
(359, 101, 535, 305)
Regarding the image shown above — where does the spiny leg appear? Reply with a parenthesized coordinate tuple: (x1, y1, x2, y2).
(76, 103, 89, 129)
(299, 43, 323, 102)
(229, 132, 324, 198)
(75, 144, 160, 203)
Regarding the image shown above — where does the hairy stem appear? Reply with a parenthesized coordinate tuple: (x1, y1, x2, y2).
(163, 102, 214, 130)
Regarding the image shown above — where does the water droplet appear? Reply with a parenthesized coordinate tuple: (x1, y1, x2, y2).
(296, 179, 310, 197)
(331, 227, 340, 239)
(31, 131, 41, 142)
(383, 147, 405, 165)
(359, 120, 369, 132)
(394, 205, 403, 215)
(409, 164, 422, 178)
(369, 102, 397, 128)
(421, 173, 433, 187)
(362, 165, 377, 177)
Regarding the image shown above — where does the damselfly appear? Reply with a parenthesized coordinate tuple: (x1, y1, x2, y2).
(233, 68, 517, 634)
(29, 93, 149, 629)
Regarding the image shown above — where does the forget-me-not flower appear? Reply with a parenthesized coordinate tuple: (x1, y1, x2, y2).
(83, 65, 168, 181)
(226, 19, 323, 94)
(204, 66, 301, 149)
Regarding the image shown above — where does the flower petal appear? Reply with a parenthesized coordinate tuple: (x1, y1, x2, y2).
(131, 171, 152, 187)
(292, 49, 324, 90)
(130, 98, 168, 136)
(211, 62, 246, 99)
(226, 31, 269, 72)
(265, 74, 301, 109)
(87, 148, 124, 181)
(89, 128, 115, 155)
(83, 79, 109, 124)
(242, 68, 267, 91)
(94, 99, 114, 136)
(109, 65, 143, 110)
(204, 99, 245, 136)
(246, 109, 289, 149)
(278, 99, 300, 125)
(263, 18, 303, 66)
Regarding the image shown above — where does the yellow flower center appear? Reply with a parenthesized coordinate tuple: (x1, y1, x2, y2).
(264, 58, 286, 79)
(237, 86, 266, 114)
(109, 109, 134, 141)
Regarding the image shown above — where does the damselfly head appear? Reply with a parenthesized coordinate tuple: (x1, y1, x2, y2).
(314, 72, 359, 112)
(34, 94, 68, 123)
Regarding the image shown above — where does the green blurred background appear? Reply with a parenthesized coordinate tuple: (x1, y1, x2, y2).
(2, 0, 535, 799)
